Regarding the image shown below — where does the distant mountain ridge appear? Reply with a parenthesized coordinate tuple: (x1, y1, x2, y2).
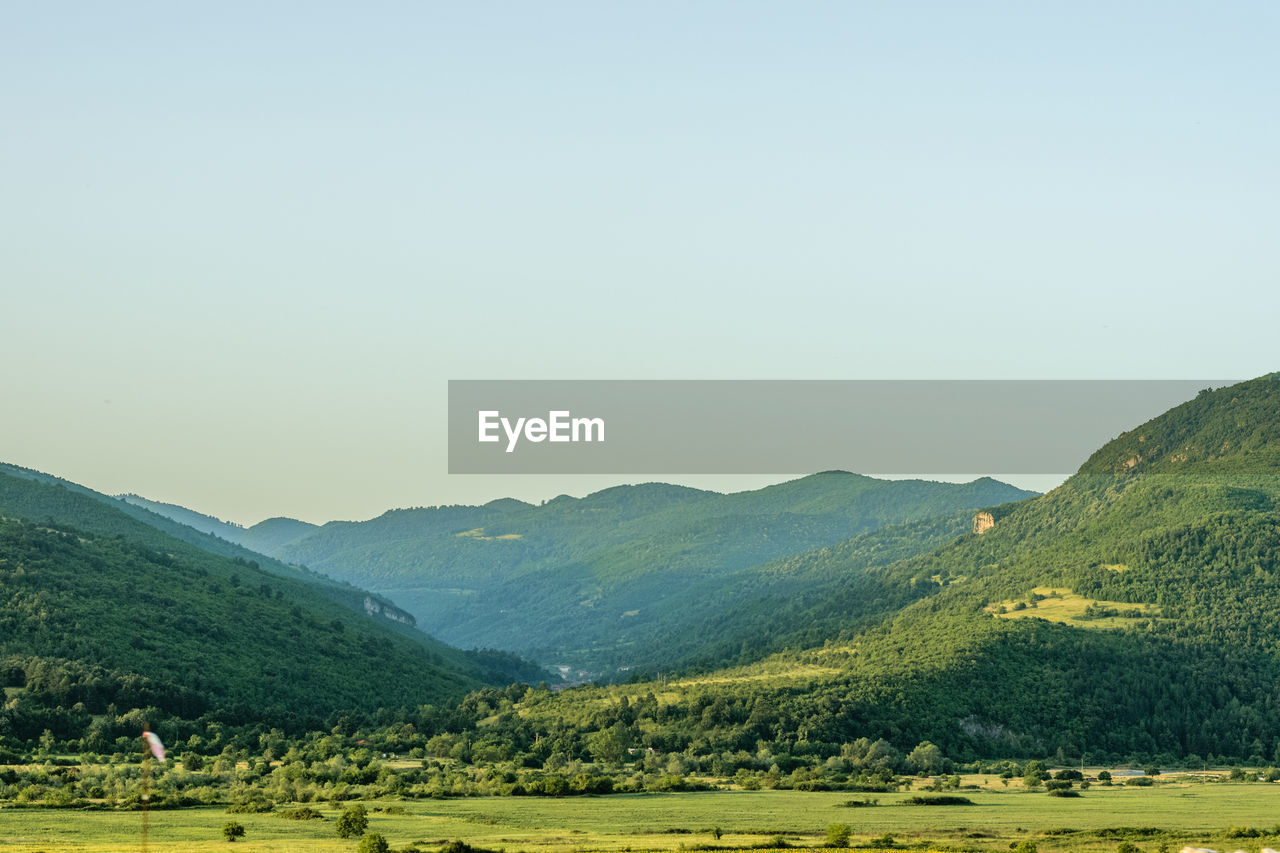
(231, 472, 1036, 675)
(115, 493, 321, 556)
(117, 492, 247, 539)
(238, 516, 320, 555)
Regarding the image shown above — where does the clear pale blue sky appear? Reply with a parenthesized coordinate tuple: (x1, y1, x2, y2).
(2, 3, 1276, 523)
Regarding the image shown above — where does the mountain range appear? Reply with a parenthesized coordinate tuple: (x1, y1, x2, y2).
(5, 374, 1280, 764)
(122, 473, 1034, 676)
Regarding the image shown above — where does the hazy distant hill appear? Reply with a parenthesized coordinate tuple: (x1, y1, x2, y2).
(117, 492, 247, 540)
(252, 473, 1035, 674)
(238, 516, 319, 555)
(115, 493, 321, 557)
(510, 375, 1280, 762)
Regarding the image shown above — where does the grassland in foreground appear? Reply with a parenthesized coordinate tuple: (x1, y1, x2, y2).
(3, 779, 1280, 853)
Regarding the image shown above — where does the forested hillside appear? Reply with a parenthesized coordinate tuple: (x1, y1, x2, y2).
(461, 375, 1280, 767)
(0, 516, 478, 742)
(0, 464, 399, 627)
(0, 471, 548, 749)
(247, 474, 1033, 673)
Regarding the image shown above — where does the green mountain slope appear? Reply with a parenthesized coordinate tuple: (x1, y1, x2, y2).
(0, 471, 545, 722)
(663, 507, 1005, 672)
(492, 375, 1280, 764)
(0, 463, 406, 628)
(0, 515, 479, 739)
(256, 474, 1034, 674)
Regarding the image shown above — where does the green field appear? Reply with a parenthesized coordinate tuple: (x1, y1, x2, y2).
(3, 782, 1280, 853)
(986, 588, 1161, 630)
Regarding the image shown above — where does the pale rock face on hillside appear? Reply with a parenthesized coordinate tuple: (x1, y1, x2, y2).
(364, 596, 416, 626)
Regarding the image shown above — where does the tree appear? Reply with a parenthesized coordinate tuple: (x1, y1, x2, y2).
(906, 741, 945, 775)
(358, 834, 390, 853)
(586, 722, 631, 766)
(826, 823, 852, 848)
(222, 821, 245, 842)
(336, 804, 369, 838)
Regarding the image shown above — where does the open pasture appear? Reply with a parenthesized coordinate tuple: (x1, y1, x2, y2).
(2, 781, 1279, 853)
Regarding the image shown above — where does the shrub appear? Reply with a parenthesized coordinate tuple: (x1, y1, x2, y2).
(358, 834, 390, 853)
(906, 795, 973, 805)
(440, 841, 497, 853)
(840, 798, 880, 807)
(222, 821, 245, 842)
(336, 803, 369, 838)
(1226, 827, 1263, 838)
(1092, 828, 1163, 839)
(826, 823, 851, 848)
(276, 806, 324, 820)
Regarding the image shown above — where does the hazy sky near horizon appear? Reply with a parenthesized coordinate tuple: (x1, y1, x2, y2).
(3, 3, 1277, 524)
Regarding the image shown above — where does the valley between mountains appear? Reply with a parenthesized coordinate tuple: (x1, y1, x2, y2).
(4, 376, 1280, 853)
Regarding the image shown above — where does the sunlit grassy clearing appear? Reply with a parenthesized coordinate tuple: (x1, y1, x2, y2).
(987, 587, 1160, 628)
(516, 659, 845, 719)
(455, 528, 523, 540)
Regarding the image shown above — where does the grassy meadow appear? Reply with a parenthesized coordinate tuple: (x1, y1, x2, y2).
(3, 777, 1280, 853)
